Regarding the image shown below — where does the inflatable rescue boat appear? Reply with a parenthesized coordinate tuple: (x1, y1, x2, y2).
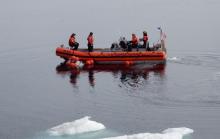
(56, 31, 167, 68)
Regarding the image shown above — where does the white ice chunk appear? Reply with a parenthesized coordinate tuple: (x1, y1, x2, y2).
(103, 127, 193, 139)
(48, 116, 105, 136)
(162, 127, 194, 135)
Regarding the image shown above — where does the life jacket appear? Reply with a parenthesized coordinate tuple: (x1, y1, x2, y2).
(69, 36, 75, 46)
(87, 35, 94, 45)
(132, 35, 139, 45)
(143, 35, 148, 42)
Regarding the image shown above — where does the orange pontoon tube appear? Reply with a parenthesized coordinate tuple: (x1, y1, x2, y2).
(56, 47, 166, 64)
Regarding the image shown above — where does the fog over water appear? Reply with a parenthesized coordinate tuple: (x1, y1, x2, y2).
(0, 0, 220, 139)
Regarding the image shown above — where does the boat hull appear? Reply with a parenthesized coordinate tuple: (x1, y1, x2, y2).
(56, 47, 167, 65)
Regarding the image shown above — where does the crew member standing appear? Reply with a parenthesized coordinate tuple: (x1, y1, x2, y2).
(68, 33, 79, 50)
(142, 31, 150, 51)
(131, 33, 139, 51)
(87, 32, 94, 52)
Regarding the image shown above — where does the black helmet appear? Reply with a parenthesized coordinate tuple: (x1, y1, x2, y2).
(71, 33, 76, 37)
(143, 31, 147, 35)
(90, 32, 93, 35)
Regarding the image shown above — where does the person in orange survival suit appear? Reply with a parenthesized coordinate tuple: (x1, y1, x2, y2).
(131, 33, 139, 51)
(87, 32, 94, 52)
(140, 31, 150, 51)
(68, 33, 79, 50)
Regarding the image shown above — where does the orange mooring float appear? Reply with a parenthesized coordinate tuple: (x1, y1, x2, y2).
(56, 29, 167, 68)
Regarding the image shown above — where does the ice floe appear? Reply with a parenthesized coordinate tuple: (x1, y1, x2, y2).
(48, 116, 105, 136)
(102, 127, 193, 139)
(47, 116, 193, 139)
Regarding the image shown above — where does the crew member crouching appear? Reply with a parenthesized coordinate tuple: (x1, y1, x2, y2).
(69, 33, 79, 50)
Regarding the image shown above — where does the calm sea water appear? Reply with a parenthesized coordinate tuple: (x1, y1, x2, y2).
(0, 0, 220, 139)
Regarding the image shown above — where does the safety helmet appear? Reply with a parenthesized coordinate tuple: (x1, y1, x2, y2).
(71, 33, 76, 37)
